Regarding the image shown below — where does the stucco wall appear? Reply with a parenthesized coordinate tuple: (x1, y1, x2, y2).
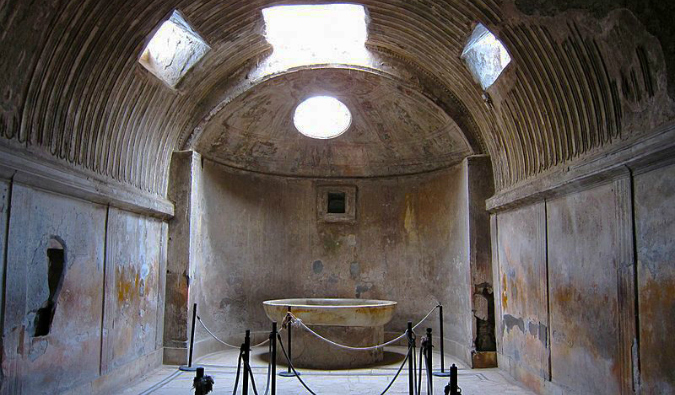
(0, 184, 167, 394)
(493, 165, 675, 395)
(546, 183, 627, 395)
(634, 162, 675, 395)
(191, 159, 486, 362)
(495, 202, 549, 389)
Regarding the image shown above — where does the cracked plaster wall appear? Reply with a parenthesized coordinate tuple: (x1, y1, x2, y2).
(178, 157, 493, 365)
(0, 184, 167, 394)
(493, 161, 675, 395)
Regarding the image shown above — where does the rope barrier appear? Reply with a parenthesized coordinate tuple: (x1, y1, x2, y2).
(245, 360, 259, 395)
(277, 334, 317, 395)
(198, 316, 276, 349)
(262, 340, 272, 395)
(198, 305, 441, 395)
(232, 349, 244, 395)
(287, 305, 438, 351)
(277, 333, 416, 395)
(379, 344, 414, 395)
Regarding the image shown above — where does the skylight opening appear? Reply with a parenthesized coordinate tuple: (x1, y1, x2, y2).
(461, 24, 511, 90)
(293, 96, 352, 139)
(139, 11, 210, 88)
(262, 4, 369, 68)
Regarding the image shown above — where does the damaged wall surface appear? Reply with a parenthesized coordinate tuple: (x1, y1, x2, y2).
(492, 160, 675, 394)
(0, 181, 167, 394)
(164, 156, 493, 365)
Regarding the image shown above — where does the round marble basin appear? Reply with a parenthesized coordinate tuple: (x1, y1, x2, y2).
(263, 298, 397, 327)
(263, 298, 398, 369)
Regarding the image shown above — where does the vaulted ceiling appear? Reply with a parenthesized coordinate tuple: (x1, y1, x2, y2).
(0, 0, 673, 197)
(195, 68, 472, 177)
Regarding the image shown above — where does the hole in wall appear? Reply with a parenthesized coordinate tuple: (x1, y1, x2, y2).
(327, 192, 346, 214)
(474, 283, 496, 351)
(33, 238, 66, 337)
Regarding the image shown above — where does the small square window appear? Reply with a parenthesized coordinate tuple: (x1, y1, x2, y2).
(327, 192, 346, 214)
(139, 10, 210, 88)
(461, 24, 511, 90)
(317, 186, 356, 223)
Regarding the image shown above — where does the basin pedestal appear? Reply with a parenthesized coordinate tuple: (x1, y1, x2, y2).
(263, 298, 397, 370)
(281, 324, 383, 369)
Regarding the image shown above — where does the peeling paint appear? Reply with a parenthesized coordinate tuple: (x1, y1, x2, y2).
(503, 314, 525, 334)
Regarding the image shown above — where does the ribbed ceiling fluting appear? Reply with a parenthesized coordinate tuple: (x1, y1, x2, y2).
(0, 0, 671, 196)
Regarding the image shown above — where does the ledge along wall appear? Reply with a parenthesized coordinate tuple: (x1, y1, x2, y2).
(0, 152, 170, 395)
(164, 152, 494, 366)
(490, 122, 675, 395)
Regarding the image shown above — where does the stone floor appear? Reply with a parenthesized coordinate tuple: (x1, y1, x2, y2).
(123, 345, 533, 395)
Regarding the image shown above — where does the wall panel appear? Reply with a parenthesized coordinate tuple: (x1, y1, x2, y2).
(2, 186, 106, 394)
(635, 163, 675, 394)
(104, 208, 164, 371)
(546, 182, 625, 394)
(496, 202, 548, 390)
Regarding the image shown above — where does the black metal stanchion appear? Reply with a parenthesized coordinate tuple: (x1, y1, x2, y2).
(425, 328, 433, 395)
(407, 321, 414, 395)
(433, 304, 451, 377)
(242, 330, 251, 395)
(271, 322, 277, 395)
(450, 364, 460, 395)
(444, 363, 460, 395)
(193, 367, 214, 395)
(180, 303, 200, 372)
(279, 306, 297, 377)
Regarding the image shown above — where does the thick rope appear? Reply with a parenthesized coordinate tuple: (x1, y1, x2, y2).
(262, 340, 272, 395)
(277, 334, 317, 395)
(277, 333, 416, 395)
(232, 349, 244, 395)
(424, 336, 434, 395)
(288, 305, 438, 351)
(245, 360, 259, 395)
(378, 344, 413, 395)
(198, 316, 275, 349)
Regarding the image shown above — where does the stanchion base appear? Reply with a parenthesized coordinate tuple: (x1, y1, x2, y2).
(432, 370, 452, 377)
(179, 365, 201, 372)
(279, 371, 300, 377)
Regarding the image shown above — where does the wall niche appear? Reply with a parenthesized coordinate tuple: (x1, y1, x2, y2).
(316, 185, 357, 223)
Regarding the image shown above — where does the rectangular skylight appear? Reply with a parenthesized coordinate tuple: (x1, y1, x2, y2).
(139, 11, 210, 88)
(461, 24, 511, 90)
(262, 4, 369, 68)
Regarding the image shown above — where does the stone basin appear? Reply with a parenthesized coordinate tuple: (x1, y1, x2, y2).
(263, 298, 397, 369)
(263, 298, 397, 326)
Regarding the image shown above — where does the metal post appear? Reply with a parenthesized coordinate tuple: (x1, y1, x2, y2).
(407, 321, 414, 395)
(271, 322, 277, 395)
(180, 303, 200, 371)
(426, 328, 433, 394)
(243, 330, 251, 395)
(450, 364, 458, 395)
(279, 306, 297, 377)
(433, 304, 451, 377)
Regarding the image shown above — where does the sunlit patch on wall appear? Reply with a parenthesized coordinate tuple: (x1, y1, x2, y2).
(139, 10, 210, 88)
(262, 4, 369, 68)
(462, 24, 511, 90)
